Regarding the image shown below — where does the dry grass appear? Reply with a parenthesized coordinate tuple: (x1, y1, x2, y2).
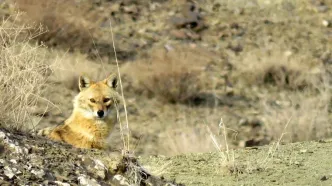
(0, 16, 52, 131)
(231, 47, 322, 90)
(160, 125, 221, 155)
(46, 50, 115, 91)
(232, 46, 331, 143)
(149, 104, 234, 156)
(12, 0, 105, 52)
(261, 87, 331, 143)
(122, 45, 222, 104)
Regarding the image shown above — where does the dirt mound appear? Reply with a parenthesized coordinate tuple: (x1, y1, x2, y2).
(0, 129, 181, 185)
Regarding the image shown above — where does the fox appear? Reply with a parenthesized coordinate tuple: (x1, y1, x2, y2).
(38, 73, 121, 149)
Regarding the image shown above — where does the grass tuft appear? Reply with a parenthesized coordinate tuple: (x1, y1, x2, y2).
(0, 16, 52, 131)
(122, 45, 220, 104)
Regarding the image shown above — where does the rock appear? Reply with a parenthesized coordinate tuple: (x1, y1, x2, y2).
(0, 129, 181, 185)
(9, 159, 17, 164)
(322, 20, 331, 27)
(113, 174, 130, 186)
(93, 159, 107, 179)
(321, 176, 328, 181)
(54, 181, 71, 186)
(0, 131, 5, 139)
(123, 5, 138, 14)
(4, 166, 15, 179)
(170, 2, 206, 32)
(31, 169, 45, 179)
(82, 157, 107, 180)
(78, 175, 100, 186)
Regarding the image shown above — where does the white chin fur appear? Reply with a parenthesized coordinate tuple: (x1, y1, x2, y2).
(79, 109, 110, 119)
(77, 108, 95, 119)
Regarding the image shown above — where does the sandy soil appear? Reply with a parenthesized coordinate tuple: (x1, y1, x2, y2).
(140, 139, 332, 185)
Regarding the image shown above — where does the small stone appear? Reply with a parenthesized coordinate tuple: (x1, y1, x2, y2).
(78, 175, 101, 186)
(284, 50, 293, 57)
(113, 174, 130, 185)
(322, 20, 330, 27)
(164, 44, 174, 52)
(94, 159, 107, 179)
(54, 181, 71, 186)
(300, 149, 307, 153)
(123, 5, 138, 14)
(22, 147, 29, 154)
(0, 131, 5, 139)
(4, 166, 15, 179)
(31, 169, 45, 179)
(94, 159, 106, 170)
(321, 176, 328, 181)
(9, 159, 17, 164)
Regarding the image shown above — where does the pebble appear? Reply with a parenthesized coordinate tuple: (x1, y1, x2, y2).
(0, 131, 5, 139)
(322, 20, 331, 27)
(113, 174, 130, 186)
(54, 181, 71, 186)
(78, 175, 101, 186)
(4, 166, 15, 179)
(31, 169, 45, 179)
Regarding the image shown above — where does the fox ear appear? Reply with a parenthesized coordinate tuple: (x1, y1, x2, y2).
(105, 73, 118, 89)
(79, 75, 91, 91)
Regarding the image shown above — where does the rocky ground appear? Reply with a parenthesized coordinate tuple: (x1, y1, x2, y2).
(27, 0, 332, 156)
(1, 0, 332, 185)
(0, 129, 181, 185)
(1, 128, 332, 185)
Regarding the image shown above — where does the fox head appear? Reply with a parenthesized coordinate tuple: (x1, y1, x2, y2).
(73, 73, 121, 120)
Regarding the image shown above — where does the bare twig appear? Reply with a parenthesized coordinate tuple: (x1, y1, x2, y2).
(109, 19, 130, 152)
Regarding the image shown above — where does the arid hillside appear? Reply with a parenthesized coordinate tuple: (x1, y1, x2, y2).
(0, 0, 332, 185)
(1, 0, 331, 156)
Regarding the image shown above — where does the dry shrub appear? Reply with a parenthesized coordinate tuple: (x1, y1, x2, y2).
(13, 0, 104, 52)
(122, 46, 221, 103)
(0, 17, 51, 131)
(232, 46, 331, 142)
(159, 123, 226, 156)
(46, 50, 115, 91)
(232, 48, 322, 89)
(260, 84, 331, 142)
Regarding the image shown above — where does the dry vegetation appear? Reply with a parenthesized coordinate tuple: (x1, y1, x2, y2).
(231, 47, 323, 89)
(230, 45, 332, 144)
(122, 45, 224, 104)
(13, 0, 104, 52)
(261, 87, 331, 143)
(0, 17, 52, 131)
(0, 0, 331, 158)
(1, 0, 332, 184)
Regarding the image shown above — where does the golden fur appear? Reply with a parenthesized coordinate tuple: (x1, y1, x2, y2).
(38, 73, 121, 149)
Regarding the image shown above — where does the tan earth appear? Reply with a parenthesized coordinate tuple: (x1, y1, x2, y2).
(1, 0, 332, 185)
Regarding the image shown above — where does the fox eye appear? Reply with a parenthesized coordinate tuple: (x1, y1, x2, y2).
(90, 98, 96, 103)
(103, 98, 111, 103)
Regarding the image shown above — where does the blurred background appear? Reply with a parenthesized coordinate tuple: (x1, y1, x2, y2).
(0, 0, 331, 156)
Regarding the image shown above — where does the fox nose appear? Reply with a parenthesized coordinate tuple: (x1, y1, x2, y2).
(97, 110, 104, 118)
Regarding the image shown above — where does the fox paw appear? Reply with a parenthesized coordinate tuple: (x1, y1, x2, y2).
(37, 127, 53, 136)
